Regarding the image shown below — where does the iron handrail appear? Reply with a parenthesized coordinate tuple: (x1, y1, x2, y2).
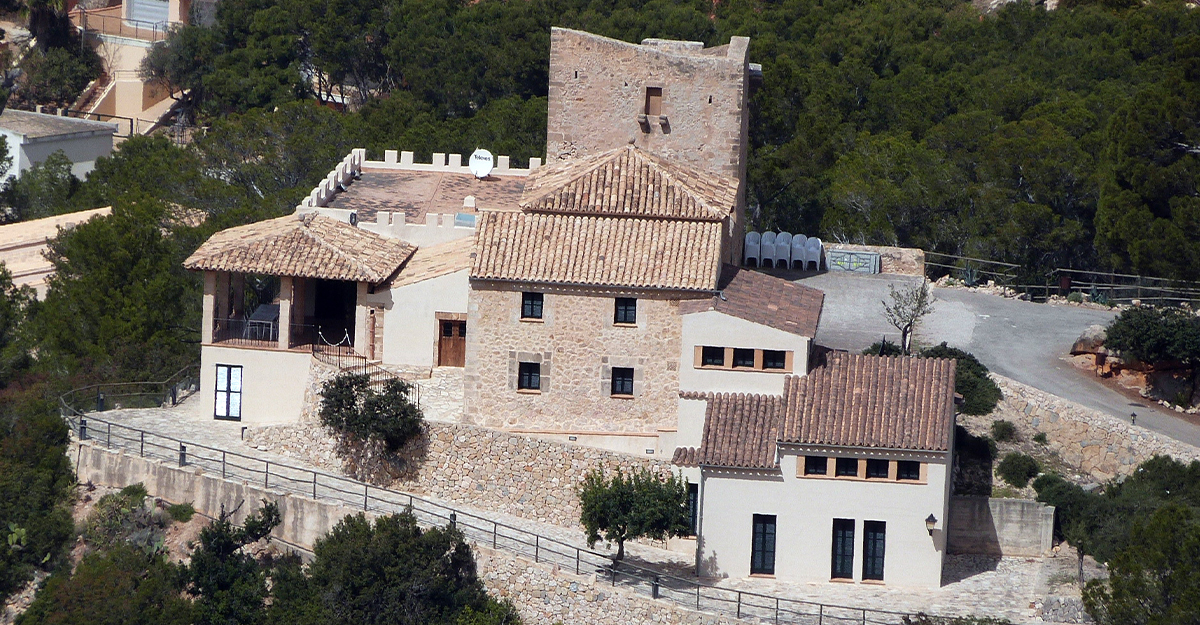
(61, 407, 923, 625)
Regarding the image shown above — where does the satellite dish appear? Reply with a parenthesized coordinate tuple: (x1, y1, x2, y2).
(469, 148, 494, 179)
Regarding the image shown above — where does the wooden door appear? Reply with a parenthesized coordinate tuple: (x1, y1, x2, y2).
(438, 320, 466, 367)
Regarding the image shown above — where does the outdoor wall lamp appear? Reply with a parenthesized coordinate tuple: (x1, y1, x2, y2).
(925, 514, 938, 535)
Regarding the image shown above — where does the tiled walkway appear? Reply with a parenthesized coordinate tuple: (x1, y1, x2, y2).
(89, 392, 1047, 623)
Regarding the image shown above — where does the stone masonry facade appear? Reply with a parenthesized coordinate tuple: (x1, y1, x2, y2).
(991, 374, 1200, 481)
(244, 420, 670, 529)
(464, 283, 686, 435)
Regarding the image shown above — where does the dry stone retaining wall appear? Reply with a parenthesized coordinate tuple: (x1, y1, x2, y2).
(245, 420, 669, 528)
(991, 374, 1200, 482)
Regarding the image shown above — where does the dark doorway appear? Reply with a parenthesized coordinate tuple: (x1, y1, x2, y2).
(312, 279, 357, 345)
(438, 320, 466, 367)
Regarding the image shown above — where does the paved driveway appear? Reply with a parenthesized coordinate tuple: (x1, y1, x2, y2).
(792, 271, 1200, 448)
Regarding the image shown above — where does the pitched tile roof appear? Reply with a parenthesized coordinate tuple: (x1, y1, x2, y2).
(695, 392, 784, 470)
(672, 446, 699, 467)
(470, 211, 724, 291)
(780, 353, 957, 452)
(184, 213, 415, 283)
(679, 265, 824, 337)
(389, 236, 474, 288)
(520, 146, 738, 221)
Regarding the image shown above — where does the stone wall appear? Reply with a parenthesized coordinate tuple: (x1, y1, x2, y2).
(947, 497, 1055, 556)
(245, 420, 670, 528)
(991, 374, 1200, 482)
(826, 243, 925, 276)
(465, 283, 685, 435)
(545, 28, 750, 181)
(72, 441, 751, 625)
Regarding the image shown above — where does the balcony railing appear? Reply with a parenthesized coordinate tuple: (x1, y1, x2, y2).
(212, 318, 318, 350)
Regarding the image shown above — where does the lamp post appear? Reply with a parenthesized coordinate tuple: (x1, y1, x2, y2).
(925, 514, 938, 536)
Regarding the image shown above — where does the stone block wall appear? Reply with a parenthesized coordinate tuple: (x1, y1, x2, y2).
(245, 420, 670, 528)
(826, 243, 925, 276)
(465, 283, 685, 435)
(991, 374, 1200, 482)
(545, 28, 750, 181)
(946, 496, 1055, 556)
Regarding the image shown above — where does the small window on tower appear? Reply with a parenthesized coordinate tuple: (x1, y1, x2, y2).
(645, 87, 663, 116)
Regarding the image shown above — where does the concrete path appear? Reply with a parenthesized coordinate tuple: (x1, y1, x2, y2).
(793, 271, 1200, 448)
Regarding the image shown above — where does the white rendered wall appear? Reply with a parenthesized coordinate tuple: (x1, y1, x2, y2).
(199, 345, 312, 424)
(2, 132, 116, 181)
(679, 310, 810, 395)
(369, 269, 469, 368)
(698, 450, 951, 588)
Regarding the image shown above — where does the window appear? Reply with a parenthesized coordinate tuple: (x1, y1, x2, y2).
(614, 298, 637, 324)
(521, 292, 543, 319)
(866, 459, 890, 479)
(611, 367, 634, 396)
(733, 348, 755, 368)
(645, 87, 663, 116)
(762, 350, 787, 370)
(835, 457, 859, 477)
(831, 519, 855, 580)
(751, 514, 776, 575)
(804, 456, 828, 476)
(214, 365, 243, 421)
(897, 460, 921, 481)
(863, 521, 886, 581)
(518, 362, 541, 391)
(701, 346, 726, 367)
(687, 483, 699, 536)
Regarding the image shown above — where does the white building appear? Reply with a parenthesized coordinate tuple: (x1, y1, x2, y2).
(0, 110, 117, 181)
(679, 353, 958, 588)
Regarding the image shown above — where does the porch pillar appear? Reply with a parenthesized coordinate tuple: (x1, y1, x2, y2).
(354, 282, 369, 357)
(201, 271, 216, 344)
(230, 273, 245, 319)
(278, 276, 293, 350)
(214, 271, 231, 323)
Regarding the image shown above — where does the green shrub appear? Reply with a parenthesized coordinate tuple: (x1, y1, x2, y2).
(1105, 306, 1200, 365)
(166, 502, 195, 523)
(119, 483, 148, 506)
(84, 486, 166, 552)
(1067, 292, 1083, 303)
(862, 339, 905, 356)
(920, 343, 1002, 415)
(1034, 432, 1048, 445)
(319, 373, 424, 451)
(997, 453, 1040, 488)
(991, 420, 1018, 442)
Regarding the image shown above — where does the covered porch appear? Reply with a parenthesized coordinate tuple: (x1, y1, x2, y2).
(186, 212, 415, 358)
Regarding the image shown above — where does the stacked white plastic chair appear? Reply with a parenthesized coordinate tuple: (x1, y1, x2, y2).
(791, 234, 808, 269)
(805, 237, 823, 270)
(744, 232, 761, 267)
(774, 232, 792, 268)
(760, 232, 777, 268)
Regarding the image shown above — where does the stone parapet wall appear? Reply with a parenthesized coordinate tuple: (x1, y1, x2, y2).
(826, 243, 925, 276)
(245, 420, 669, 528)
(475, 545, 749, 625)
(991, 374, 1200, 482)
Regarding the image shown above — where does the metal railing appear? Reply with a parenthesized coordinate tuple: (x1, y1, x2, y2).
(73, 7, 170, 42)
(211, 318, 320, 350)
(924, 252, 1020, 287)
(59, 407, 914, 624)
(1019, 268, 1200, 306)
(312, 343, 420, 407)
(59, 364, 200, 415)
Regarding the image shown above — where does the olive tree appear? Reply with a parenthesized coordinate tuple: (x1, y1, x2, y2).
(578, 468, 690, 561)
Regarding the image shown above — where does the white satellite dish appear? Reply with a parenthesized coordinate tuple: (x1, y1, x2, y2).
(469, 148, 494, 179)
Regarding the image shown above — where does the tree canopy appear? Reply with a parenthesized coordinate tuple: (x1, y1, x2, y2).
(578, 468, 690, 561)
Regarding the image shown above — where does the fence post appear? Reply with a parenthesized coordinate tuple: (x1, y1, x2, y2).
(862, 608, 867, 625)
(363, 484, 369, 511)
(264, 462, 269, 488)
(775, 597, 780, 625)
(96, 391, 105, 412)
(222, 452, 226, 479)
(178, 443, 186, 467)
(535, 535, 539, 563)
(79, 418, 87, 441)
(312, 472, 318, 499)
(696, 585, 700, 610)
(652, 576, 660, 600)
(106, 423, 111, 448)
(492, 522, 497, 549)
(140, 431, 144, 457)
(575, 548, 580, 575)
(819, 604, 824, 625)
(737, 592, 742, 619)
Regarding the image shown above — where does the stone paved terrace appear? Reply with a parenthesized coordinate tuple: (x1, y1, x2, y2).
(85, 391, 1057, 623)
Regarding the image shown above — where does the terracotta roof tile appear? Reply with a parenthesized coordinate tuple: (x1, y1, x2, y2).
(696, 392, 784, 469)
(672, 447, 699, 467)
(520, 146, 737, 221)
(184, 214, 415, 283)
(389, 236, 474, 288)
(679, 265, 824, 337)
(470, 211, 723, 291)
(780, 353, 957, 451)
